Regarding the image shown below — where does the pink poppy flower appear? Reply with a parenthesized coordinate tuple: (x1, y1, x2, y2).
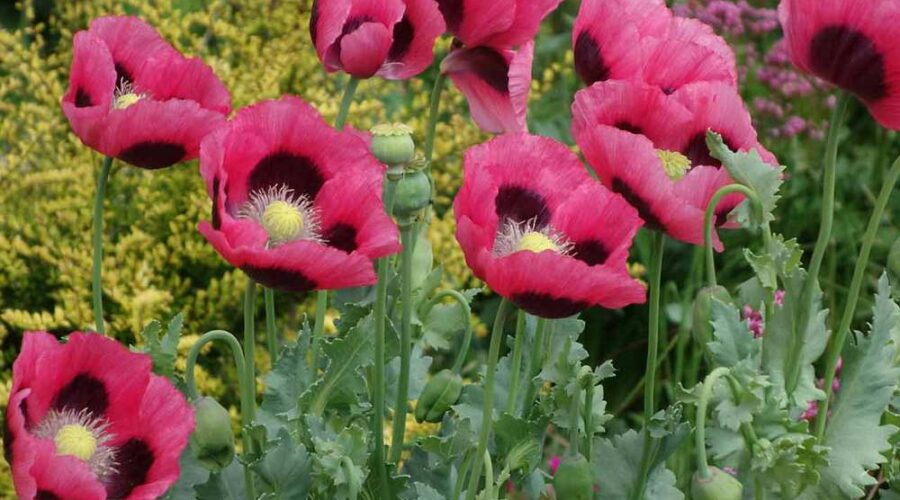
(453, 133, 646, 318)
(6, 332, 194, 499)
(437, 0, 562, 48)
(61, 16, 231, 169)
(198, 96, 401, 293)
(779, 0, 900, 130)
(572, 80, 774, 247)
(310, 0, 445, 79)
(441, 41, 533, 134)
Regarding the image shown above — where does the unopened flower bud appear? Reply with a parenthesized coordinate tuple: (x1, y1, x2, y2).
(691, 467, 743, 500)
(415, 369, 463, 423)
(692, 286, 732, 347)
(190, 397, 235, 471)
(370, 123, 416, 166)
(552, 454, 594, 500)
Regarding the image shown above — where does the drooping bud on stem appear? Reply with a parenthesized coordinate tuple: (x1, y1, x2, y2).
(552, 454, 594, 500)
(415, 369, 463, 423)
(190, 396, 235, 471)
(691, 466, 743, 500)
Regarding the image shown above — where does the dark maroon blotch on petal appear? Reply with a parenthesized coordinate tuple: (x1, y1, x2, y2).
(683, 132, 737, 169)
(611, 178, 664, 231)
(75, 88, 93, 108)
(106, 438, 154, 499)
(309, 0, 320, 46)
(809, 25, 887, 102)
(249, 152, 325, 201)
(574, 31, 610, 86)
(118, 141, 187, 170)
(53, 373, 109, 417)
(437, 0, 463, 33)
(242, 265, 318, 293)
(460, 47, 511, 93)
(614, 122, 643, 135)
(572, 240, 609, 266)
(114, 62, 134, 86)
(388, 15, 415, 62)
(323, 223, 358, 253)
(512, 292, 588, 319)
(495, 185, 551, 227)
(36, 491, 62, 500)
(211, 177, 222, 230)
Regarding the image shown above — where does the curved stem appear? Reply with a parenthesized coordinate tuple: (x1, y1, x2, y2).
(91, 156, 113, 334)
(424, 72, 446, 167)
(632, 231, 666, 500)
(808, 92, 852, 284)
(704, 183, 767, 287)
(815, 154, 900, 439)
(465, 299, 515, 500)
(505, 310, 527, 414)
(389, 224, 416, 463)
(264, 288, 278, 362)
(184, 329, 255, 499)
(335, 76, 360, 130)
(695, 367, 731, 479)
(481, 450, 494, 500)
(422, 290, 474, 374)
(520, 317, 547, 416)
(310, 291, 328, 371)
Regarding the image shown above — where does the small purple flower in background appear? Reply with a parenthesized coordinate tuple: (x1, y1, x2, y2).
(801, 400, 818, 421)
(723, 466, 738, 477)
(549, 455, 562, 475)
(774, 289, 786, 307)
(742, 305, 764, 338)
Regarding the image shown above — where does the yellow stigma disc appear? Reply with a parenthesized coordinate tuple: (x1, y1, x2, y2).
(54, 424, 97, 461)
(262, 200, 304, 244)
(656, 150, 692, 181)
(114, 92, 143, 110)
(516, 232, 558, 254)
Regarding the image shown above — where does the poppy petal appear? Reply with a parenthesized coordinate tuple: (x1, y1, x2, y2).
(88, 16, 178, 87)
(481, 0, 563, 48)
(340, 22, 394, 78)
(439, 0, 516, 47)
(137, 55, 232, 115)
(61, 32, 117, 152)
(315, 173, 401, 258)
(379, 0, 446, 80)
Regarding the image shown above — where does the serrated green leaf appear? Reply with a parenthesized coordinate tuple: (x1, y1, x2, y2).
(708, 299, 761, 368)
(494, 413, 544, 473)
(259, 332, 313, 437)
(386, 345, 433, 407)
(194, 461, 247, 500)
(310, 420, 371, 500)
(411, 482, 445, 500)
(744, 235, 804, 291)
(421, 302, 468, 351)
(164, 447, 211, 500)
(137, 313, 183, 379)
(252, 429, 311, 499)
(592, 429, 685, 500)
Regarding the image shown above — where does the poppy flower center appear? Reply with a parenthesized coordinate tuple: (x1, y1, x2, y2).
(516, 232, 559, 253)
(112, 82, 145, 110)
(240, 184, 322, 247)
(494, 219, 572, 258)
(33, 408, 118, 479)
(656, 150, 691, 181)
(54, 424, 97, 461)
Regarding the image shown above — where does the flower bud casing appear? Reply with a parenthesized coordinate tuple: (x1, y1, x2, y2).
(415, 369, 463, 423)
(190, 397, 235, 471)
(552, 454, 594, 500)
(691, 467, 743, 500)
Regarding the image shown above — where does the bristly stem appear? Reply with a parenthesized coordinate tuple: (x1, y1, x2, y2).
(520, 317, 548, 416)
(465, 299, 515, 500)
(335, 76, 360, 130)
(695, 367, 731, 479)
(264, 288, 278, 362)
(91, 156, 113, 334)
(423, 72, 446, 166)
(704, 183, 769, 287)
(815, 154, 900, 439)
(389, 222, 416, 464)
(632, 231, 666, 500)
(242, 279, 258, 497)
(506, 310, 527, 414)
(422, 290, 474, 374)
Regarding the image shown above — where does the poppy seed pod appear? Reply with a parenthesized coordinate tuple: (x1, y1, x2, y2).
(692, 285, 732, 347)
(552, 454, 594, 500)
(371, 123, 417, 166)
(691, 467, 743, 500)
(392, 170, 432, 218)
(415, 369, 463, 423)
(190, 397, 235, 472)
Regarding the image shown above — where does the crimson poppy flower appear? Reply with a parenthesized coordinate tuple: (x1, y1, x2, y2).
(453, 133, 646, 318)
(572, 80, 775, 247)
(436, 0, 562, 48)
(441, 41, 533, 134)
(5, 332, 194, 499)
(779, 0, 900, 130)
(61, 16, 231, 170)
(310, 0, 445, 79)
(198, 96, 400, 293)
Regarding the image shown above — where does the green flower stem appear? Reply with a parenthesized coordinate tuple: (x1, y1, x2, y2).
(184, 329, 255, 500)
(243, 280, 257, 424)
(632, 231, 666, 500)
(466, 298, 515, 500)
(310, 291, 328, 371)
(695, 367, 731, 480)
(453, 450, 475, 500)
(675, 248, 703, 386)
(704, 183, 768, 287)
(264, 288, 278, 362)
(520, 317, 547, 416)
(807, 92, 852, 287)
(91, 156, 113, 334)
(424, 72, 446, 166)
(569, 384, 582, 457)
(335, 76, 360, 130)
(505, 310, 527, 414)
(613, 335, 679, 417)
(421, 290, 474, 374)
(583, 374, 595, 460)
(815, 153, 900, 439)
(389, 222, 416, 464)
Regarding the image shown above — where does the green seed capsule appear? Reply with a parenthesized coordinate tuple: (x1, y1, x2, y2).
(190, 397, 235, 471)
(392, 170, 432, 217)
(552, 455, 594, 500)
(415, 369, 463, 423)
(691, 467, 743, 500)
(370, 123, 416, 166)
(692, 285, 732, 347)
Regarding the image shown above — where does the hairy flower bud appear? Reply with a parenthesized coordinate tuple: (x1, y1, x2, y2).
(552, 454, 594, 500)
(691, 467, 743, 500)
(415, 369, 463, 423)
(371, 123, 416, 166)
(190, 397, 235, 471)
(692, 285, 732, 346)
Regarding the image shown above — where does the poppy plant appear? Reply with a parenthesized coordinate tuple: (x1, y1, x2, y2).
(453, 133, 646, 319)
(61, 16, 231, 169)
(310, 0, 445, 80)
(198, 96, 401, 293)
(572, 80, 775, 247)
(436, 0, 562, 48)
(779, 0, 900, 130)
(6, 332, 194, 499)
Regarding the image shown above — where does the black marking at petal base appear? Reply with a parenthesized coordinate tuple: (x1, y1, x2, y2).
(211, 177, 222, 230)
(249, 152, 326, 201)
(614, 121, 643, 135)
(388, 15, 415, 62)
(118, 142, 187, 170)
(106, 438, 154, 499)
(512, 292, 588, 319)
(437, 0, 463, 33)
(574, 31, 610, 86)
(572, 240, 610, 266)
(810, 25, 887, 102)
(683, 132, 738, 169)
(457, 47, 510, 93)
(495, 185, 551, 228)
(242, 265, 317, 294)
(75, 88, 93, 108)
(36, 491, 62, 500)
(323, 223, 358, 253)
(114, 62, 133, 87)
(611, 178, 664, 231)
(53, 373, 109, 417)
